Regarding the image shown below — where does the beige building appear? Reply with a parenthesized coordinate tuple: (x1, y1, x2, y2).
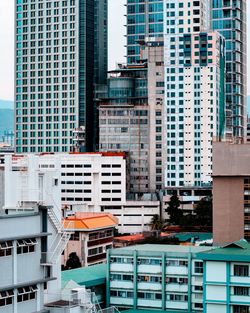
(213, 142, 250, 245)
(98, 39, 165, 193)
(63, 212, 118, 267)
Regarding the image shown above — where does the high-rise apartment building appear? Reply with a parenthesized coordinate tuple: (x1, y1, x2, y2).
(211, 0, 247, 142)
(126, 0, 164, 63)
(15, 0, 107, 153)
(164, 0, 225, 188)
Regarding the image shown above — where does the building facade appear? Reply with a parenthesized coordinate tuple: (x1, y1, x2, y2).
(15, 0, 107, 153)
(98, 40, 165, 193)
(164, 0, 225, 188)
(213, 142, 250, 245)
(107, 244, 211, 312)
(0, 205, 59, 313)
(211, 0, 247, 142)
(3, 153, 159, 234)
(198, 240, 250, 313)
(63, 212, 118, 267)
(126, 0, 164, 63)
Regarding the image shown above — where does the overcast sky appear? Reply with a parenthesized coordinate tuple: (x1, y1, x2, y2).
(0, 0, 249, 101)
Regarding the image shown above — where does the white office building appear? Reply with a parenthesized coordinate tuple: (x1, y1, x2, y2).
(3, 153, 159, 234)
(164, 0, 225, 188)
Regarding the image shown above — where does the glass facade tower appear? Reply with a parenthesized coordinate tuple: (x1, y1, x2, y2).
(211, 0, 247, 142)
(126, 0, 164, 63)
(15, 0, 107, 153)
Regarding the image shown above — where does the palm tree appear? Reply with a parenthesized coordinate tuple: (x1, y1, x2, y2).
(150, 214, 164, 231)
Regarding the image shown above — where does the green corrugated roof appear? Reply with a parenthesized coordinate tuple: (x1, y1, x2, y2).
(114, 244, 211, 253)
(198, 239, 250, 262)
(61, 263, 107, 288)
(172, 232, 212, 242)
(123, 309, 190, 313)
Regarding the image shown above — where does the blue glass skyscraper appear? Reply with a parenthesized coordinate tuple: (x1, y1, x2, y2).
(211, 0, 247, 142)
(126, 0, 164, 63)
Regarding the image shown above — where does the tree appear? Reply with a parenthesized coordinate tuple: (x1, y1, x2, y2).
(194, 196, 212, 227)
(65, 252, 81, 270)
(150, 214, 164, 231)
(166, 195, 183, 225)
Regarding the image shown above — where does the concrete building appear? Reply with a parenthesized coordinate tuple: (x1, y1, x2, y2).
(126, 0, 164, 63)
(3, 152, 160, 234)
(98, 40, 165, 193)
(62, 212, 118, 267)
(246, 118, 250, 143)
(0, 204, 61, 313)
(1, 154, 116, 313)
(112, 198, 160, 234)
(213, 142, 250, 245)
(211, 0, 247, 142)
(15, 0, 107, 153)
(107, 244, 212, 312)
(198, 239, 250, 313)
(164, 0, 225, 189)
(58, 152, 127, 209)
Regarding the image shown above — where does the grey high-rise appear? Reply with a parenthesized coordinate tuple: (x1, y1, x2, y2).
(15, 0, 107, 153)
(211, 0, 247, 142)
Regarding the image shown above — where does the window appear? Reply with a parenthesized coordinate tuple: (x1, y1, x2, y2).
(110, 257, 133, 264)
(17, 238, 37, 254)
(0, 241, 13, 257)
(166, 293, 188, 302)
(194, 261, 203, 274)
(234, 265, 249, 277)
(17, 285, 37, 302)
(137, 292, 162, 300)
(138, 258, 161, 265)
(0, 290, 14, 307)
(233, 305, 250, 313)
(110, 290, 133, 298)
(88, 246, 103, 256)
(70, 232, 79, 241)
(234, 287, 249, 296)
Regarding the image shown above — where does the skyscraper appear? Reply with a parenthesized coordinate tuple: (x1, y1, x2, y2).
(126, 0, 164, 63)
(98, 40, 165, 193)
(15, 0, 107, 153)
(164, 0, 225, 188)
(211, 0, 247, 143)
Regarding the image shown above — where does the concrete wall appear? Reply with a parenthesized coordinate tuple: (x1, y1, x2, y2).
(213, 176, 244, 245)
(212, 142, 249, 245)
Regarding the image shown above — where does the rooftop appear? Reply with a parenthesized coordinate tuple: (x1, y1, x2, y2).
(114, 234, 145, 242)
(172, 232, 212, 242)
(62, 263, 106, 288)
(111, 244, 211, 254)
(123, 309, 190, 313)
(64, 212, 118, 231)
(198, 239, 250, 262)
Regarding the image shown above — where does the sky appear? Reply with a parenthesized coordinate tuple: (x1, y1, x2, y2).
(0, 0, 249, 101)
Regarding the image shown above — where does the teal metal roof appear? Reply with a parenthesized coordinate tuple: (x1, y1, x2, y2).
(113, 244, 211, 253)
(123, 309, 190, 313)
(61, 263, 107, 288)
(198, 239, 250, 262)
(172, 232, 212, 242)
